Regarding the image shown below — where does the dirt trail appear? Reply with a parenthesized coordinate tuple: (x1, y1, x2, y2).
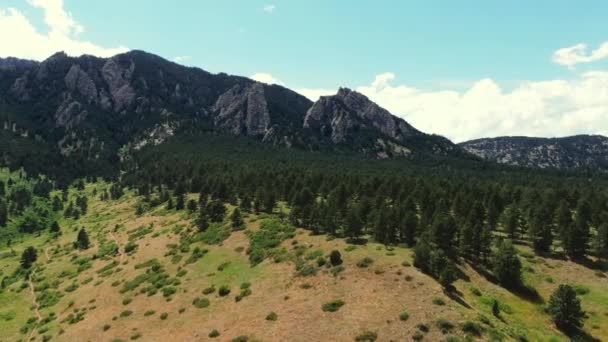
(108, 231, 124, 263)
(27, 269, 42, 341)
(44, 247, 51, 262)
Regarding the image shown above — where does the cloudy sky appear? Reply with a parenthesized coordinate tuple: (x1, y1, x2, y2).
(1, 0, 607, 142)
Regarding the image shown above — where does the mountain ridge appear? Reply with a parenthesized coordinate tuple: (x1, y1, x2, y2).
(459, 134, 608, 171)
(0, 50, 461, 173)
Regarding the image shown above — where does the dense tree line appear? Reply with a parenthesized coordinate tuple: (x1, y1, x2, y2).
(122, 137, 608, 271)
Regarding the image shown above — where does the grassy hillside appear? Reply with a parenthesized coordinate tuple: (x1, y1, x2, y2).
(0, 174, 606, 342)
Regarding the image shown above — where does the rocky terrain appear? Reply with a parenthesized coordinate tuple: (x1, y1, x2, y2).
(460, 135, 608, 171)
(0, 51, 458, 170)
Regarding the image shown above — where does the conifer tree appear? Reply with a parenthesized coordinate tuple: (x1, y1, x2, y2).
(76, 228, 90, 250)
(492, 239, 522, 288)
(547, 284, 585, 331)
(21, 246, 37, 269)
(230, 208, 245, 230)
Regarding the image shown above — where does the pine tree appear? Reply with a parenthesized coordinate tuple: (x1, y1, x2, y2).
(0, 199, 7, 227)
(501, 206, 521, 240)
(344, 204, 363, 241)
(413, 237, 432, 274)
(400, 211, 418, 247)
(547, 284, 585, 331)
(492, 300, 500, 317)
(187, 199, 198, 214)
(176, 193, 186, 210)
(207, 200, 226, 222)
(76, 228, 90, 250)
(230, 208, 245, 230)
(492, 239, 522, 288)
(593, 223, 608, 261)
(195, 208, 210, 232)
(21, 246, 37, 269)
(50, 221, 61, 234)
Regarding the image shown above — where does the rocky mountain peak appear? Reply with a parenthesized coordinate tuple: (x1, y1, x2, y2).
(459, 135, 608, 171)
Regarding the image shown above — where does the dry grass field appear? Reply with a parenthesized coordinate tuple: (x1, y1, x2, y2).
(1, 181, 607, 342)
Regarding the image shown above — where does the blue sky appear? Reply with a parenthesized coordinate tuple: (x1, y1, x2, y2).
(1, 0, 608, 141)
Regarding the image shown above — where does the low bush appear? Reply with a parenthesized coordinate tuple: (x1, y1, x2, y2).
(355, 330, 377, 342)
(265, 312, 278, 321)
(119, 310, 133, 318)
(399, 311, 410, 321)
(461, 321, 482, 336)
(322, 299, 345, 312)
(209, 329, 220, 338)
(357, 257, 374, 268)
(436, 319, 455, 334)
(193, 297, 210, 308)
(218, 285, 231, 297)
(432, 297, 446, 306)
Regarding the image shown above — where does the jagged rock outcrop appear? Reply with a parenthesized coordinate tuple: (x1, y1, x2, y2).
(0, 49, 465, 167)
(101, 56, 136, 112)
(304, 88, 418, 143)
(213, 83, 271, 137)
(460, 135, 608, 171)
(64, 65, 98, 102)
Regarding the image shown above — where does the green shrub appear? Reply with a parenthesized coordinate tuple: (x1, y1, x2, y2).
(102, 324, 111, 331)
(231, 336, 248, 342)
(130, 331, 142, 340)
(330, 265, 345, 277)
(144, 310, 155, 317)
(461, 321, 482, 336)
(266, 311, 278, 321)
(470, 287, 482, 296)
(240, 282, 251, 290)
(345, 245, 357, 252)
(355, 330, 377, 342)
(432, 297, 446, 306)
(119, 310, 133, 318)
(399, 311, 410, 321)
(122, 297, 132, 305)
(193, 297, 210, 308)
(209, 329, 220, 338)
(417, 323, 430, 333)
(219, 285, 231, 297)
(322, 299, 345, 312)
(436, 319, 455, 334)
(357, 257, 374, 268)
(160, 312, 168, 320)
(202, 286, 216, 295)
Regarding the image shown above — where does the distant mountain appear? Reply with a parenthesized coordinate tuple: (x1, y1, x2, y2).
(0, 50, 461, 174)
(459, 135, 608, 171)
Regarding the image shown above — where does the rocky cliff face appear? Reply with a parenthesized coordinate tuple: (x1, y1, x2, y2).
(459, 135, 608, 171)
(304, 88, 457, 157)
(213, 83, 270, 137)
(0, 50, 461, 164)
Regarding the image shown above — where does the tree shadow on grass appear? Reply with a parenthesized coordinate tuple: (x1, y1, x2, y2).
(444, 286, 472, 309)
(467, 261, 544, 304)
(571, 256, 608, 272)
(559, 326, 601, 342)
(345, 237, 368, 245)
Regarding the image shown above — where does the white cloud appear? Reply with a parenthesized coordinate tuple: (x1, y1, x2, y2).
(172, 55, 191, 64)
(355, 72, 608, 142)
(295, 88, 335, 101)
(284, 71, 608, 142)
(0, 0, 128, 60)
(263, 4, 276, 13)
(250, 72, 284, 85)
(553, 42, 608, 68)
